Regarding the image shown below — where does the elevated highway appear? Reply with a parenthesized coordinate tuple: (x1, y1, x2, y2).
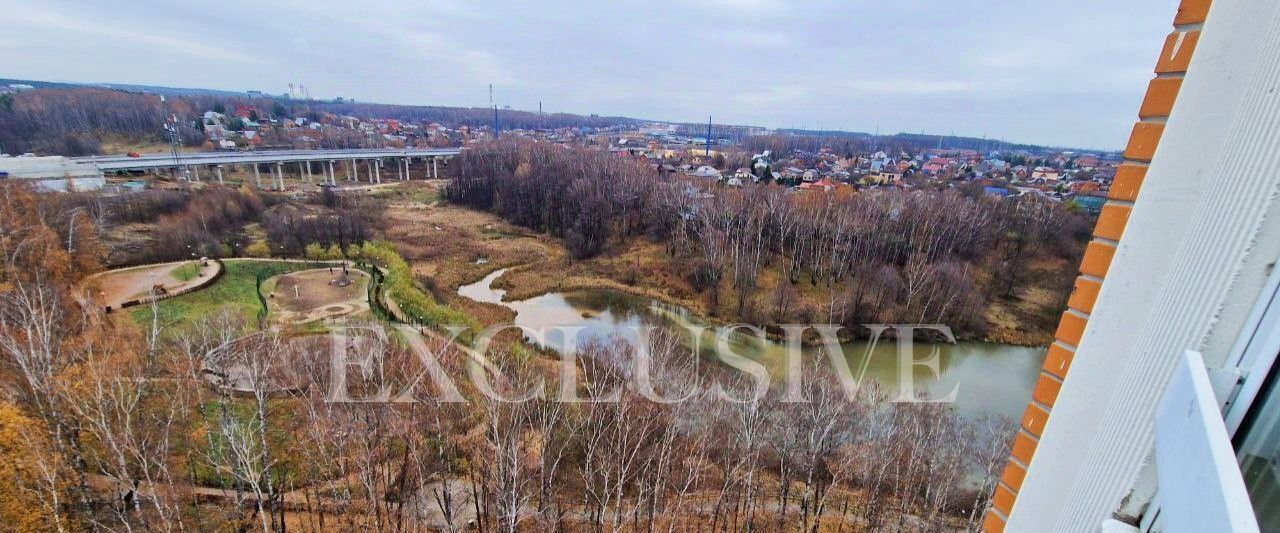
(70, 147, 462, 187)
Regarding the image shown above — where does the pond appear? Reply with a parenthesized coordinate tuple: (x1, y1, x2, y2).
(459, 268, 1044, 421)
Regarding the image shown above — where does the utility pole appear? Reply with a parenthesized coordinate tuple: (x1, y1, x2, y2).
(161, 95, 186, 181)
(705, 115, 712, 157)
(489, 84, 499, 137)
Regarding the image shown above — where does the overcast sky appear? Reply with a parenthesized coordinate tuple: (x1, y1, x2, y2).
(1, 0, 1178, 149)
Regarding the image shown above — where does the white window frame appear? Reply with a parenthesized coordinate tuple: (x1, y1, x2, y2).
(1140, 256, 1280, 532)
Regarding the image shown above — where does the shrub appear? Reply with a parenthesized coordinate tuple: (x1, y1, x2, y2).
(304, 243, 326, 260)
(244, 240, 271, 258)
(358, 241, 478, 338)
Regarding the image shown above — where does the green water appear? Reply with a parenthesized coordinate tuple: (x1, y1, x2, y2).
(459, 269, 1044, 420)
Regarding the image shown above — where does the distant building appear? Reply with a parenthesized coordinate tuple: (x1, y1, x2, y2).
(1071, 194, 1107, 214)
(688, 165, 721, 179)
(1031, 166, 1062, 181)
(983, 186, 1011, 197)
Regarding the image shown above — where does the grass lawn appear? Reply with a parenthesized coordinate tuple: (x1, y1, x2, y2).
(130, 260, 322, 328)
(172, 262, 201, 282)
(371, 181, 442, 204)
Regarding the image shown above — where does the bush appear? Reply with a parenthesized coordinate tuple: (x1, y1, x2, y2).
(244, 240, 271, 258)
(304, 243, 326, 260)
(358, 241, 478, 338)
(325, 244, 343, 260)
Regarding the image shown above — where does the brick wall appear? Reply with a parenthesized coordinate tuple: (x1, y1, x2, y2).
(982, 0, 1213, 530)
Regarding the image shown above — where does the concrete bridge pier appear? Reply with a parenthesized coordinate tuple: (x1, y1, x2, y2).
(275, 163, 285, 190)
(397, 157, 405, 181)
(191, 165, 199, 182)
(327, 160, 336, 185)
(215, 165, 224, 184)
(432, 157, 438, 179)
(351, 159, 359, 182)
(253, 164, 262, 188)
(302, 161, 311, 183)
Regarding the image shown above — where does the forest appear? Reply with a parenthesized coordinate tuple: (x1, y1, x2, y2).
(446, 140, 1090, 339)
(0, 179, 1016, 531)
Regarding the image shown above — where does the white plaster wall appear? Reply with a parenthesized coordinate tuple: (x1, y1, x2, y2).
(1007, 1, 1280, 530)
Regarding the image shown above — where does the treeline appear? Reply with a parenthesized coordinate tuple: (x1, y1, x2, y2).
(45, 189, 191, 226)
(46, 183, 383, 266)
(0, 87, 640, 155)
(149, 187, 264, 262)
(261, 189, 380, 256)
(62, 185, 266, 264)
(446, 141, 658, 259)
(0, 88, 185, 155)
(307, 101, 637, 131)
(741, 134, 877, 158)
(739, 132, 1061, 160)
(448, 141, 1089, 337)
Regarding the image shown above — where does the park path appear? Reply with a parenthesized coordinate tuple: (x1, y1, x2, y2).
(88, 259, 221, 308)
(88, 257, 487, 527)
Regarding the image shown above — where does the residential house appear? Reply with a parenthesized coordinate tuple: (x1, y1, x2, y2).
(1031, 166, 1061, 181)
(688, 165, 721, 179)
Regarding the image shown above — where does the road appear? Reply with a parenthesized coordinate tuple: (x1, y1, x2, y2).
(70, 148, 461, 172)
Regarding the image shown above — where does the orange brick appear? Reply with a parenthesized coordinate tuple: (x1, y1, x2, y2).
(1080, 241, 1117, 278)
(1093, 204, 1132, 241)
(993, 483, 1017, 516)
(1032, 373, 1064, 408)
(1174, 0, 1212, 25)
(1139, 77, 1183, 119)
(1022, 402, 1050, 436)
(1043, 343, 1075, 378)
(1155, 30, 1200, 73)
(1000, 459, 1028, 491)
(1055, 311, 1088, 347)
(983, 510, 1007, 533)
(1068, 276, 1102, 315)
(1011, 430, 1039, 466)
(1109, 164, 1148, 201)
(1124, 122, 1165, 162)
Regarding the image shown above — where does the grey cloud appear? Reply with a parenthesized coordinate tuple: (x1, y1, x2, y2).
(0, 0, 1178, 148)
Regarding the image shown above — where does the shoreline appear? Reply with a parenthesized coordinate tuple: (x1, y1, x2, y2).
(463, 264, 1051, 350)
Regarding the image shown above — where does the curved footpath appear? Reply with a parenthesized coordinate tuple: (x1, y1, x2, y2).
(88, 259, 223, 310)
(85, 257, 485, 527)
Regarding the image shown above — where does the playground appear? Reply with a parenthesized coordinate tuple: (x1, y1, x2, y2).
(93, 259, 220, 309)
(262, 267, 371, 324)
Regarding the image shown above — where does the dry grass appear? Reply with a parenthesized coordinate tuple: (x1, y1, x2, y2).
(376, 181, 1065, 346)
(98, 134, 195, 155)
(379, 182, 708, 328)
